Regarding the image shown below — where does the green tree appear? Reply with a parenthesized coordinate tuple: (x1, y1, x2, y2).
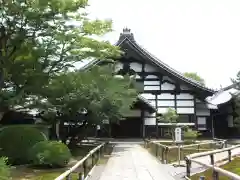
(39, 65, 138, 145)
(0, 0, 120, 117)
(184, 72, 205, 85)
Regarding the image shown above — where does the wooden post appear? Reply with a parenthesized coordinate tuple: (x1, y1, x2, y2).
(83, 161, 87, 178)
(161, 147, 165, 163)
(165, 147, 169, 164)
(155, 144, 158, 157)
(210, 154, 219, 180)
(92, 154, 94, 167)
(210, 154, 214, 165)
(98, 148, 101, 162)
(186, 158, 191, 178)
(198, 145, 200, 152)
(228, 150, 232, 162)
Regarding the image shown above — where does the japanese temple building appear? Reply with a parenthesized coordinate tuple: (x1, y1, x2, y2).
(83, 28, 235, 138)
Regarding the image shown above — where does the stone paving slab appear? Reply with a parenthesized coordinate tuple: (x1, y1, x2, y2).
(98, 143, 175, 180)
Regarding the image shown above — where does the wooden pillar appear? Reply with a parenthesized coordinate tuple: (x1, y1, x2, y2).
(155, 94, 158, 139)
(142, 110, 145, 138)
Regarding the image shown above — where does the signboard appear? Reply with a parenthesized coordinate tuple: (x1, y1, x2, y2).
(175, 127, 182, 143)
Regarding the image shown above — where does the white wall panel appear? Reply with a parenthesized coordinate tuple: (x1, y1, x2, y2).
(144, 80, 160, 85)
(177, 100, 194, 107)
(141, 93, 155, 99)
(144, 64, 157, 72)
(177, 108, 194, 114)
(157, 100, 175, 107)
(176, 93, 193, 99)
(162, 76, 175, 83)
(144, 117, 156, 125)
(196, 109, 210, 116)
(158, 93, 175, 99)
(145, 75, 158, 79)
(197, 117, 207, 130)
(158, 107, 170, 113)
(135, 74, 141, 79)
(180, 85, 191, 90)
(144, 86, 160, 91)
(148, 100, 156, 107)
(114, 62, 123, 72)
(130, 62, 142, 72)
(161, 82, 175, 90)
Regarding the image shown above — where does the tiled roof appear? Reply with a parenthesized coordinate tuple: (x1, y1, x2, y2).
(81, 28, 215, 94)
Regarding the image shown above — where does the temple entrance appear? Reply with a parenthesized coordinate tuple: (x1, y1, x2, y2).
(111, 117, 142, 138)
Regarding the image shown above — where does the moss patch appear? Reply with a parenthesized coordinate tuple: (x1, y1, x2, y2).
(191, 157, 240, 180)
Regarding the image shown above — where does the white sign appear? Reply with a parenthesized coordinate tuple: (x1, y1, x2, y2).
(175, 127, 182, 143)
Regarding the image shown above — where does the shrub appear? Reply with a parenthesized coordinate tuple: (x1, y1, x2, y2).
(0, 157, 10, 180)
(0, 125, 47, 164)
(29, 141, 71, 168)
(184, 127, 200, 140)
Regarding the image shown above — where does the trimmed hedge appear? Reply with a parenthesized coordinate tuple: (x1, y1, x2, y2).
(0, 126, 47, 164)
(29, 141, 71, 168)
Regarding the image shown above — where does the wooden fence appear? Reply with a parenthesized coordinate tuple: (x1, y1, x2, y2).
(55, 142, 106, 180)
(144, 140, 226, 164)
(185, 144, 240, 180)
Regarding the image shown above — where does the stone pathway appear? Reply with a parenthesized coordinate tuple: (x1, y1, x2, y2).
(93, 143, 175, 180)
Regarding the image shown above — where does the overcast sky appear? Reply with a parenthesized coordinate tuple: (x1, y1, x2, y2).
(86, 0, 240, 89)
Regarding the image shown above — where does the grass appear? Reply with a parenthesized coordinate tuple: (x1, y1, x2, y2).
(10, 144, 97, 180)
(10, 167, 79, 180)
(191, 157, 240, 180)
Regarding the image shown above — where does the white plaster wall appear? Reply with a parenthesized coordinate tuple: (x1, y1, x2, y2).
(114, 62, 123, 72)
(141, 93, 155, 99)
(158, 107, 169, 113)
(144, 117, 156, 125)
(145, 75, 158, 79)
(144, 80, 160, 85)
(161, 82, 175, 90)
(157, 100, 175, 107)
(130, 62, 142, 72)
(162, 76, 175, 83)
(180, 84, 191, 90)
(144, 64, 158, 72)
(176, 93, 194, 99)
(177, 100, 194, 107)
(144, 86, 160, 91)
(158, 93, 175, 99)
(177, 108, 194, 114)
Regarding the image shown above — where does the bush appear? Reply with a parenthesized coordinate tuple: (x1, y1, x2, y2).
(29, 141, 71, 168)
(184, 128, 200, 140)
(0, 125, 47, 164)
(0, 157, 10, 180)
